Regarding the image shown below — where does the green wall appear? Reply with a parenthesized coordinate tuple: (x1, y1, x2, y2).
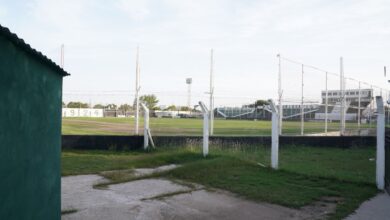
(0, 35, 63, 219)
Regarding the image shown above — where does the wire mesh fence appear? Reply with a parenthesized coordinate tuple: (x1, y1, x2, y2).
(278, 55, 390, 136)
(62, 54, 389, 137)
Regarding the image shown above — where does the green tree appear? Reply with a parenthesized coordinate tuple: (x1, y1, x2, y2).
(245, 99, 270, 108)
(62, 101, 66, 107)
(93, 104, 105, 109)
(105, 104, 117, 110)
(118, 104, 132, 111)
(67, 102, 89, 108)
(165, 105, 177, 111)
(138, 94, 159, 110)
(254, 99, 269, 107)
(180, 106, 191, 111)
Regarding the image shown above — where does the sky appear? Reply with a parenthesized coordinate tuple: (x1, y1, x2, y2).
(1, 0, 390, 107)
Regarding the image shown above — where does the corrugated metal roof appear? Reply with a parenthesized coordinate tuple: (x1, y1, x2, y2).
(0, 24, 70, 76)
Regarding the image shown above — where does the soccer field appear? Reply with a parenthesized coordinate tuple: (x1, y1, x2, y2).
(62, 117, 373, 136)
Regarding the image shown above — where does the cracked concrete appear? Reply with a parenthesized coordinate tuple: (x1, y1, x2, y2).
(62, 165, 336, 220)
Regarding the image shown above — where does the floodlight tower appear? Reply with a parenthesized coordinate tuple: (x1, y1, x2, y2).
(186, 78, 192, 110)
(209, 49, 214, 135)
(135, 46, 141, 135)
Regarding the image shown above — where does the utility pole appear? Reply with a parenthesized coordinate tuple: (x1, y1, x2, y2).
(209, 49, 214, 135)
(277, 54, 283, 135)
(135, 46, 140, 135)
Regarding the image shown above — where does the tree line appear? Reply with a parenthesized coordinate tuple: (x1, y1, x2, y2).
(63, 94, 190, 111)
(63, 94, 269, 111)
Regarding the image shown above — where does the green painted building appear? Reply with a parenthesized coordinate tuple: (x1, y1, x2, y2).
(0, 25, 69, 219)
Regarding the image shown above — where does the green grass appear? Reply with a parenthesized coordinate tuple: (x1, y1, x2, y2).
(61, 146, 377, 219)
(61, 148, 207, 176)
(62, 117, 373, 136)
(165, 156, 376, 220)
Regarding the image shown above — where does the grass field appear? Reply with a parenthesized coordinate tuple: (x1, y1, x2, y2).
(62, 117, 373, 136)
(62, 145, 377, 219)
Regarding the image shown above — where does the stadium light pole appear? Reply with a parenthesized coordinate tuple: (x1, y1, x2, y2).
(209, 49, 214, 136)
(186, 78, 192, 110)
(135, 46, 140, 135)
(277, 54, 283, 135)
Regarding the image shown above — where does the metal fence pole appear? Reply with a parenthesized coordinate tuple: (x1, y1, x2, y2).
(135, 46, 140, 135)
(277, 54, 283, 135)
(358, 81, 361, 129)
(209, 49, 214, 136)
(340, 57, 345, 135)
(325, 72, 328, 133)
(301, 64, 304, 135)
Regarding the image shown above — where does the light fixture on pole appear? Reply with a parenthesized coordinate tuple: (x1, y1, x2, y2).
(186, 78, 192, 110)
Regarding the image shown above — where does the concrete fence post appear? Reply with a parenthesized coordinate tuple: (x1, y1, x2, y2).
(199, 101, 209, 157)
(270, 100, 279, 169)
(376, 96, 385, 190)
(140, 103, 149, 150)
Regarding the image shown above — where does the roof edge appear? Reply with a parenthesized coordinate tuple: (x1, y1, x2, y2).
(0, 24, 70, 76)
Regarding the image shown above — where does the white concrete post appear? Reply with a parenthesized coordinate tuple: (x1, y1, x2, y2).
(199, 101, 209, 157)
(270, 100, 279, 169)
(140, 103, 149, 150)
(376, 96, 385, 190)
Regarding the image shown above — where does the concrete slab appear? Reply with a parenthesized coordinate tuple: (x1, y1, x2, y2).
(344, 193, 390, 220)
(61, 174, 312, 220)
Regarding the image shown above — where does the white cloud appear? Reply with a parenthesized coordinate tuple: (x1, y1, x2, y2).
(0, 5, 7, 18)
(116, 0, 151, 21)
(3, 0, 390, 106)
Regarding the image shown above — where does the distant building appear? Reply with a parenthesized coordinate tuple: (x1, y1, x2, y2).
(0, 25, 69, 219)
(315, 89, 373, 121)
(321, 89, 373, 106)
